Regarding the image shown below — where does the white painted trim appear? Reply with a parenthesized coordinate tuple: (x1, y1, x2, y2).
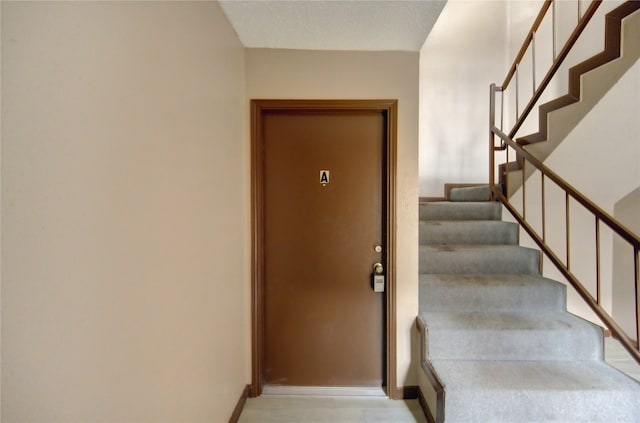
(262, 385, 387, 397)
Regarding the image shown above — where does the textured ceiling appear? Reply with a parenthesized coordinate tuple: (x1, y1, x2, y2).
(218, 0, 447, 52)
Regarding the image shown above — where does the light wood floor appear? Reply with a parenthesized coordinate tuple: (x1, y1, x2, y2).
(237, 396, 427, 423)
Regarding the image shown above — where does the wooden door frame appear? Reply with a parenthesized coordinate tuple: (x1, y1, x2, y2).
(250, 99, 398, 398)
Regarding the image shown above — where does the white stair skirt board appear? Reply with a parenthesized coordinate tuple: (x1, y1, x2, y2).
(262, 385, 386, 397)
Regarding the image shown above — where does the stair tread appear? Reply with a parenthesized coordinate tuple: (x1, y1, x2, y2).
(421, 244, 534, 252)
(419, 273, 566, 312)
(420, 220, 518, 245)
(418, 201, 497, 205)
(421, 311, 602, 361)
(421, 220, 515, 225)
(430, 359, 640, 422)
(421, 310, 598, 332)
(419, 201, 502, 221)
(419, 273, 560, 285)
(420, 244, 540, 275)
(432, 359, 640, 392)
(449, 185, 494, 202)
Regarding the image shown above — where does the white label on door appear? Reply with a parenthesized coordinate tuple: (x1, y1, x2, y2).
(320, 170, 330, 185)
(373, 274, 385, 292)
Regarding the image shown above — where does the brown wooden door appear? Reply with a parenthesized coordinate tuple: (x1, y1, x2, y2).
(262, 108, 385, 388)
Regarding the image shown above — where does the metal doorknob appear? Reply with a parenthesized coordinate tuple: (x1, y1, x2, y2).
(373, 262, 384, 275)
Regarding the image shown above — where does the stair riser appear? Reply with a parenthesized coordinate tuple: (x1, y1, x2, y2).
(419, 247, 540, 275)
(425, 358, 640, 423)
(419, 278, 566, 312)
(444, 390, 640, 423)
(420, 221, 519, 245)
(449, 185, 493, 202)
(419, 202, 502, 221)
(426, 328, 603, 361)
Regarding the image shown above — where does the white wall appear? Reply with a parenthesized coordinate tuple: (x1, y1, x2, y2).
(545, 60, 639, 209)
(1, 2, 250, 421)
(501, 1, 638, 334)
(506, 57, 640, 334)
(504, 0, 554, 137)
(0, 0, 3, 407)
(419, 0, 508, 197)
(543, 57, 638, 328)
(245, 48, 420, 390)
(419, 0, 638, 338)
(505, 0, 625, 140)
(419, 0, 628, 198)
(613, 188, 640, 339)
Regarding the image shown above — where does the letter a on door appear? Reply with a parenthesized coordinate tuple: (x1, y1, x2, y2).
(319, 170, 330, 184)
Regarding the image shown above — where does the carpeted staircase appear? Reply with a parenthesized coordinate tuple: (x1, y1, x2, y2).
(416, 188, 640, 422)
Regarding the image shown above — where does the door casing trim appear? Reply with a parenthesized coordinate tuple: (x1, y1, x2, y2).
(250, 99, 398, 398)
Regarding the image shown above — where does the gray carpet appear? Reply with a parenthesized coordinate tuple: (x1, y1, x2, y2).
(418, 197, 640, 422)
(449, 185, 493, 202)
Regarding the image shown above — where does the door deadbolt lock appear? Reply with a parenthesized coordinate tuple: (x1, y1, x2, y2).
(372, 262, 385, 293)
